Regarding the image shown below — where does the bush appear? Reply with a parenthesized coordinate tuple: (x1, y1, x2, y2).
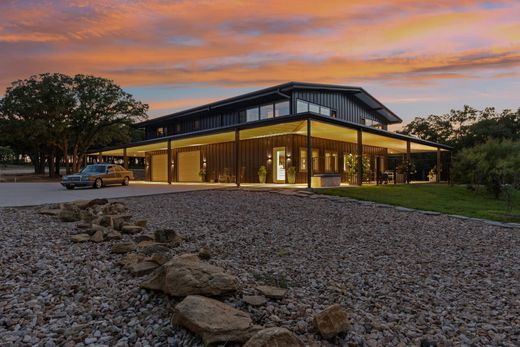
(452, 139, 520, 198)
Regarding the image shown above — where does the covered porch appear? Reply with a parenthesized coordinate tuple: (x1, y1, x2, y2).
(88, 114, 451, 188)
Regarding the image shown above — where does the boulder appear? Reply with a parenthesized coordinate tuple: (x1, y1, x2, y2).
(38, 208, 61, 216)
(106, 230, 122, 240)
(257, 285, 287, 299)
(135, 219, 147, 227)
(134, 233, 155, 243)
(243, 327, 304, 347)
(90, 230, 104, 243)
(111, 242, 137, 254)
(313, 304, 349, 339)
(141, 254, 238, 296)
(79, 210, 95, 223)
(147, 253, 169, 265)
(98, 215, 113, 228)
(121, 225, 143, 234)
(154, 229, 183, 244)
(119, 253, 145, 268)
(137, 241, 170, 256)
(81, 198, 108, 209)
(172, 295, 261, 345)
(243, 295, 268, 306)
(109, 214, 133, 231)
(59, 209, 81, 222)
(76, 222, 91, 230)
(71, 234, 91, 243)
(198, 246, 211, 260)
(102, 202, 127, 215)
(128, 261, 159, 276)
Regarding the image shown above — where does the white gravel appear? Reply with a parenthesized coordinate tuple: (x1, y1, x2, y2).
(1, 189, 519, 346)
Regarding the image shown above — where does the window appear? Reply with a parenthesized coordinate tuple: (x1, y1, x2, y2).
(300, 149, 307, 172)
(156, 127, 165, 137)
(275, 101, 290, 117)
(362, 118, 382, 128)
(312, 149, 319, 172)
(239, 110, 247, 123)
(331, 110, 337, 118)
(320, 106, 331, 117)
(246, 107, 259, 122)
(325, 151, 338, 172)
(260, 104, 274, 120)
(297, 100, 309, 113)
(309, 103, 320, 114)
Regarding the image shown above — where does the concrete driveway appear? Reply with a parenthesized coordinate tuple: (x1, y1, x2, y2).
(0, 181, 233, 207)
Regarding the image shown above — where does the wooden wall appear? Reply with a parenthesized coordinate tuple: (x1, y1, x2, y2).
(145, 134, 388, 184)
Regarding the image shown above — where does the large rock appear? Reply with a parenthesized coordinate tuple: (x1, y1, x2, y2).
(141, 254, 238, 296)
(111, 242, 137, 254)
(102, 202, 127, 215)
(80, 198, 108, 209)
(38, 208, 61, 216)
(59, 209, 81, 222)
(244, 327, 304, 347)
(137, 241, 170, 256)
(128, 261, 159, 276)
(257, 285, 287, 299)
(154, 229, 182, 244)
(90, 230, 104, 243)
(172, 295, 261, 345)
(119, 253, 145, 268)
(121, 225, 143, 234)
(313, 304, 349, 339)
(71, 234, 91, 243)
(243, 295, 268, 306)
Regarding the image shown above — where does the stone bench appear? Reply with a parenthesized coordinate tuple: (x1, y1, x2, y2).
(311, 174, 341, 188)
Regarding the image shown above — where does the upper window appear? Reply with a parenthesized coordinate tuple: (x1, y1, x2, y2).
(260, 104, 274, 120)
(296, 99, 336, 118)
(362, 118, 382, 128)
(297, 100, 309, 113)
(275, 101, 290, 117)
(246, 107, 259, 122)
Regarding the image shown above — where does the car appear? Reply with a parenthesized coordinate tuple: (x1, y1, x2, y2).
(61, 164, 134, 190)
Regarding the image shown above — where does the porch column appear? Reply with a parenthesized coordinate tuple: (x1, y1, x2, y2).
(306, 118, 312, 189)
(235, 128, 240, 187)
(406, 140, 411, 184)
(123, 148, 128, 170)
(356, 129, 363, 186)
(167, 139, 172, 184)
(436, 147, 441, 183)
(374, 156, 379, 185)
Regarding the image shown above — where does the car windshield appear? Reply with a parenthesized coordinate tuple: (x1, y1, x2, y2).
(80, 165, 106, 174)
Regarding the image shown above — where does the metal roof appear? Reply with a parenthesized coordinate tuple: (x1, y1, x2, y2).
(136, 82, 402, 126)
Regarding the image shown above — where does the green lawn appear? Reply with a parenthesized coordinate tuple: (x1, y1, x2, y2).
(318, 183, 520, 222)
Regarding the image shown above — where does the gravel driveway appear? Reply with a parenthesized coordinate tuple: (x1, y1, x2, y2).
(1, 189, 519, 346)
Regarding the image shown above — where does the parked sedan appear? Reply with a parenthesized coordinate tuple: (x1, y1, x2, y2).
(61, 164, 134, 189)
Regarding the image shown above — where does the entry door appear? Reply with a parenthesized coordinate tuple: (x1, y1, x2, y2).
(273, 147, 286, 183)
(178, 151, 200, 182)
(151, 154, 168, 182)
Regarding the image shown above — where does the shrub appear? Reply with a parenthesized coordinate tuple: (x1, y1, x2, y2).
(452, 139, 520, 198)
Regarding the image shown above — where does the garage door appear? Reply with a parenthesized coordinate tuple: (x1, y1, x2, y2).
(151, 154, 168, 182)
(178, 151, 200, 182)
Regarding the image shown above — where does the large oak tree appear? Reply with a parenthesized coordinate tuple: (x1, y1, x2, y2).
(0, 73, 148, 175)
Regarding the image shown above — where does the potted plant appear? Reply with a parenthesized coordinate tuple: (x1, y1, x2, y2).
(198, 168, 207, 182)
(428, 165, 440, 182)
(287, 166, 297, 184)
(258, 165, 267, 183)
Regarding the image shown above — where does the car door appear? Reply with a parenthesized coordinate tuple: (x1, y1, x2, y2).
(105, 165, 118, 184)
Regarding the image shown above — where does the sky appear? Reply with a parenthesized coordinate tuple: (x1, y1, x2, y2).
(1, 0, 519, 130)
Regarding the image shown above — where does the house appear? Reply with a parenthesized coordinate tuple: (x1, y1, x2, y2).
(88, 82, 451, 187)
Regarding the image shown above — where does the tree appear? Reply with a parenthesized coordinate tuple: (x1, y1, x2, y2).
(451, 139, 520, 198)
(0, 73, 148, 175)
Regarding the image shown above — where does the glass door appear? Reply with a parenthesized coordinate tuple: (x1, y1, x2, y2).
(273, 147, 286, 183)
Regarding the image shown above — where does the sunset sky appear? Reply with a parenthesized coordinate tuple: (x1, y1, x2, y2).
(1, 0, 519, 128)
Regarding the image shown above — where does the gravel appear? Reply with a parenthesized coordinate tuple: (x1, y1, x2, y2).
(1, 189, 520, 346)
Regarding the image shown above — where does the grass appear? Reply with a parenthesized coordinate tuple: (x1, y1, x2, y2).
(318, 183, 520, 222)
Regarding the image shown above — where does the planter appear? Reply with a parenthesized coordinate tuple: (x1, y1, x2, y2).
(258, 175, 266, 184)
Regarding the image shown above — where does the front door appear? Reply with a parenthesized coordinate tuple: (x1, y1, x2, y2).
(273, 147, 286, 183)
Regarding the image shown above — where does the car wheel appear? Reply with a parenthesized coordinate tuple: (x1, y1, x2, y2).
(122, 176, 130, 186)
(66, 185, 75, 190)
(94, 178, 103, 189)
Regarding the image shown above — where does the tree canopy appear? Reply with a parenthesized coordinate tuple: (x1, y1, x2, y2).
(0, 73, 148, 174)
(399, 105, 520, 150)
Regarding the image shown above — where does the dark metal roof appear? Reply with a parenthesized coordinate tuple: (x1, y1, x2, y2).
(91, 112, 451, 154)
(136, 82, 402, 126)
